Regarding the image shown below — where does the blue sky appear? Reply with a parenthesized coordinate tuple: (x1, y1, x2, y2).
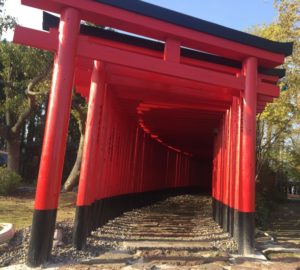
(4, 0, 278, 40)
(143, 0, 277, 31)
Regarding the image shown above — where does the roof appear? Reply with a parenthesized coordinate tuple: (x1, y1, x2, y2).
(43, 12, 287, 78)
(94, 0, 293, 56)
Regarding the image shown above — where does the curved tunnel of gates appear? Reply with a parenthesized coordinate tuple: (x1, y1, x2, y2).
(13, 0, 292, 267)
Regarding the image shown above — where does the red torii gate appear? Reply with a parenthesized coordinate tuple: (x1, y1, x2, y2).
(13, 0, 292, 267)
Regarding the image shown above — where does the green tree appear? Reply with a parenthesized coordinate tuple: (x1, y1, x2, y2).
(0, 1, 86, 188)
(254, 0, 300, 182)
(0, 1, 53, 174)
(0, 0, 16, 39)
(0, 42, 52, 172)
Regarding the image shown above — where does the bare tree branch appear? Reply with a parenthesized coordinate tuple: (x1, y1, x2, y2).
(259, 116, 293, 153)
(63, 92, 87, 191)
(71, 90, 87, 135)
(256, 113, 294, 180)
(11, 62, 52, 135)
(71, 101, 86, 135)
(25, 61, 52, 96)
(11, 94, 35, 135)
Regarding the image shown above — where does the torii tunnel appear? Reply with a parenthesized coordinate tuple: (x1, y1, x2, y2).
(13, 0, 293, 267)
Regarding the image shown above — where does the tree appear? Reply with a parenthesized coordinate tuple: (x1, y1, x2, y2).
(63, 94, 87, 191)
(0, 0, 15, 39)
(0, 42, 52, 172)
(0, 1, 53, 174)
(253, 0, 300, 182)
(0, 1, 87, 187)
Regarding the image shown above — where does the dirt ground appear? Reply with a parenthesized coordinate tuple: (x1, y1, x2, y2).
(0, 190, 76, 230)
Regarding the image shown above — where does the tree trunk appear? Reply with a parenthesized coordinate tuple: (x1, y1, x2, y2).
(62, 132, 84, 191)
(7, 136, 21, 173)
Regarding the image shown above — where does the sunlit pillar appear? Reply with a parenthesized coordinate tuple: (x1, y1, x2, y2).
(27, 8, 81, 267)
(239, 56, 257, 255)
(73, 61, 106, 250)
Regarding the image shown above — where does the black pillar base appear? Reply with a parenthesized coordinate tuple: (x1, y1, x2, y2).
(91, 201, 101, 231)
(87, 204, 94, 237)
(212, 198, 255, 255)
(233, 208, 240, 239)
(228, 207, 234, 236)
(27, 209, 57, 267)
(212, 198, 217, 221)
(221, 203, 229, 233)
(213, 198, 221, 224)
(73, 205, 91, 250)
(237, 211, 255, 255)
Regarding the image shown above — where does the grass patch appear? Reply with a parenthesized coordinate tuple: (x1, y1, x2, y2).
(0, 192, 76, 230)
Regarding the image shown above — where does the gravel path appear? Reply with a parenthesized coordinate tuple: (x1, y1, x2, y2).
(0, 195, 237, 268)
(94, 195, 237, 252)
(1, 195, 300, 269)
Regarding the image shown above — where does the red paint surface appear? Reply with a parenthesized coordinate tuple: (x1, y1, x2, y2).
(22, 0, 285, 67)
(240, 57, 258, 212)
(77, 61, 106, 206)
(34, 8, 81, 210)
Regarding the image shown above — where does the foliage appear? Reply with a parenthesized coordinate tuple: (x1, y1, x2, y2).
(0, 4, 84, 184)
(0, 166, 21, 195)
(0, 14, 15, 37)
(0, 2, 53, 173)
(255, 191, 273, 227)
(253, 0, 300, 182)
(255, 166, 285, 226)
(0, 0, 16, 38)
(0, 42, 52, 117)
(0, 41, 53, 172)
(255, 187, 286, 227)
(252, 0, 300, 224)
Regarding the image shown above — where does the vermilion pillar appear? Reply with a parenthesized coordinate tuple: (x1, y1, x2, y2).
(27, 8, 81, 267)
(73, 61, 106, 250)
(229, 98, 238, 236)
(222, 109, 231, 232)
(239, 57, 257, 254)
(233, 97, 242, 240)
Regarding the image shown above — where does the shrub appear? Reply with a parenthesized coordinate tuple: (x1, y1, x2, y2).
(255, 188, 286, 228)
(255, 192, 272, 227)
(0, 167, 22, 196)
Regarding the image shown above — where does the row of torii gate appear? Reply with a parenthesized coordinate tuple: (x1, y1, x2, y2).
(14, 0, 292, 267)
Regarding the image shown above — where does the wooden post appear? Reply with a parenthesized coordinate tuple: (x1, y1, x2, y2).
(239, 57, 257, 254)
(27, 8, 81, 267)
